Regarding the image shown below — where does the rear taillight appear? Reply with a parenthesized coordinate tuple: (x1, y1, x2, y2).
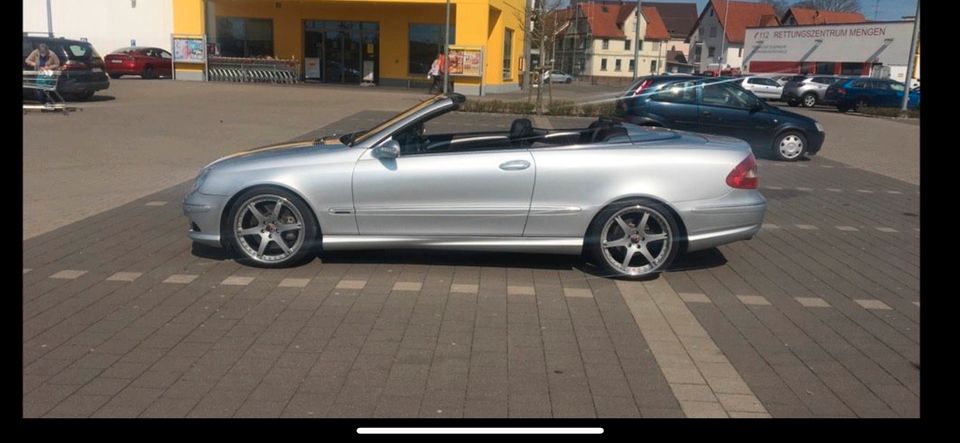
(836, 87, 847, 95)
(726, 153, 759, 189)
(62, 60, 88, 70)
(631, 78, 653, 96)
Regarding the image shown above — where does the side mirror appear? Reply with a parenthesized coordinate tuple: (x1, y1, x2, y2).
(373, 140, 401, 159)
(751, 101, 765, 112)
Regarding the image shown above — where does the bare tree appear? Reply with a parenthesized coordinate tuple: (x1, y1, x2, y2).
(514, 0, 565, 114)
(792, 0, 863, 12)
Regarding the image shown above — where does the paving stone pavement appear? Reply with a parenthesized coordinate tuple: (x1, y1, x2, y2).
(23, 111, 919, 418)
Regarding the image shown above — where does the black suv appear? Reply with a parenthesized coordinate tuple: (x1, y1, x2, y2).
(615, 75, 825, 161)
(23, 35, 110, 100)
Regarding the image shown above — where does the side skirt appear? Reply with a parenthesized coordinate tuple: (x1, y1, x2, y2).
(322, 236, 584, 255)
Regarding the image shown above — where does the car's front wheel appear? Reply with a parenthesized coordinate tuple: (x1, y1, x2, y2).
(787, 99, 800, 107)
(226, 187, 318, 268)
(586, 199, 680, 279)
(801, 92, 818, 107)
(773, 130, 806, 161)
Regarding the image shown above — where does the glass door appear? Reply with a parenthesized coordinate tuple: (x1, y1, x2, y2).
(323, 30, 342, 83)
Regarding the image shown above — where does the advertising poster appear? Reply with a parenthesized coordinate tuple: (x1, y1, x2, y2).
(305, 57, 321, 78)
(448, 46, 482, 77)
(173, 37, 206, 63)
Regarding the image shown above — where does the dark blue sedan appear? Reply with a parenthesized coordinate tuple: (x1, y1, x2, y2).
(616, 75, 825, 161)
(825, 78, 920, 113)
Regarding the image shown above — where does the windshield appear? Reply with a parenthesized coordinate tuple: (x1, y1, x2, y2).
(350, 95, 448, 146)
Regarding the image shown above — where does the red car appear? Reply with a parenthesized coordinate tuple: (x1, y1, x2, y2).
(104, 47, 173, 79)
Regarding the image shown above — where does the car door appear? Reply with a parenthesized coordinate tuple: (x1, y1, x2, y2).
(698, 81, 776, 149)
(745, 78, 769, 99)
(352, 130, 536, 237)
(646, 79, 699, 130)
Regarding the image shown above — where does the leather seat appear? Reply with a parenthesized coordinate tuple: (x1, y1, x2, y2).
(509, 118, 535, 148)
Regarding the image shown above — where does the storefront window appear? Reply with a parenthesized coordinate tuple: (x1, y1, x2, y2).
(815, 62, 834, 75)
(409, 24, 455, 75)
(216, 17, 274, 58)
(840, 62, 864, 76)
(503, 28, 513, 80)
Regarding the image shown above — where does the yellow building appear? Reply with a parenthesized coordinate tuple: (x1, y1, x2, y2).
(173, 0, 526, 95)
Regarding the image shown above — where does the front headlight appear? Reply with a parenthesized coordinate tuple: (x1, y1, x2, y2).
(815, 122, 825, 133)
(191, 168, 211, 193)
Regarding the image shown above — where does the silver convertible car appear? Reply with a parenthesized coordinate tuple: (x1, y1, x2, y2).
(183, 93, 765, 279)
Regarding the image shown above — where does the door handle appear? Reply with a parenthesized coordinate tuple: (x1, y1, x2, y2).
(499, 160, 531, 171)
(701, 110, 712, 116)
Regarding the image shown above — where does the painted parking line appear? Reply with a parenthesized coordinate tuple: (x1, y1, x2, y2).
(23, 268, 32, 274)
(835, 226, 859, 232)
(221, 276, 255, 286)
(764, 186, 783, 190)
(856, 190, 874, 194)
(563, 288, 593, 298)
(163, 274, 198, 284)
(278, 278, 310, 288)
(145, 201, 168, 206)
(795, 187, 813, 191)
(854, 299, 893, 310)
(825, 188, 843, 192)
(795, 224, 818, 230)
(736, 295, 771, 306)
(336, 280, 367, 290)
(875, 227, 899, 233)
(761, 223, 779, 229)
(392, 281, 423, 292)
(679, 292, 712, 304)
(107, 272, 143, 282)
(794, 297, 831, 308)
(49, 270, 87, 280)
(507, 285, 536, 296)
(886, 190, 904, 194)
(820, 165, 835, 168)
(450, 283, 479, 294)
(617, 279, 769, 418)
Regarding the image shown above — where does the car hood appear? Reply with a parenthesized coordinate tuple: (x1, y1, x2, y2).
(765, 105, 817, 125)
(203, 137, 348, 171)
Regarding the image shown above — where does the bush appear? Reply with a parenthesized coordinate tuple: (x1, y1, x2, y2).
(546, 100, 576, 116)
(459, 99, 616, 117)
(460, 99, 533, 114)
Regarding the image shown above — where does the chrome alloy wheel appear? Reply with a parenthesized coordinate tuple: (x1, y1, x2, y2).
(802, 94, 817, 107)
(778, 134, 804, 159)
(600, 205, 673, 276)
(233, 195, 305, 264)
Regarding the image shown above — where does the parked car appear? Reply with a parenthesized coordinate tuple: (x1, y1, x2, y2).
(183, 93, 766, 278)
(615, 75, 825, 161)
(22, 35, 109, 100)
(104, 47, 173, 79)
(739, 76, 784, 101)
(825, 78, 920, 113)
(782, 75, 844, 108)
(543, 70, 574, 83)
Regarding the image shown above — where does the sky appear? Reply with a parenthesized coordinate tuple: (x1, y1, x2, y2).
(558, 0, 918, 21)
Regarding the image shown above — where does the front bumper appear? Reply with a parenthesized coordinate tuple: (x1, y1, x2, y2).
(183, 190, 229, 247)
(676, 190, 767, 252)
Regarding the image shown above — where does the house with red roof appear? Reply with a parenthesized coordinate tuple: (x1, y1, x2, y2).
(552, 1, 671, 83)
(781, 7, 866, 26)
(686, 0, 780, 75)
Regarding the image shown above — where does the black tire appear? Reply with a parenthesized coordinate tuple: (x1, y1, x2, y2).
(852, 97, 868, 112)
(585, 198, 681, 280)
(772, 130, 807, 162)
(800, 92, 818, 108)
(142, 65, 156, 79)
(225, 186, 319, 268)
(837, 104, 850, 113)
(109, 73, 121, 79)
(787, 99, 800, 107)
(565, 78, 572, 84)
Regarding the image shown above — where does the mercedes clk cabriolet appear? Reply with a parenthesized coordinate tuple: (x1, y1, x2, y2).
(183, 93, 766, 279)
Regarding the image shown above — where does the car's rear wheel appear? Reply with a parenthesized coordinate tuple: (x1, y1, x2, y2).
(109, 73, 121, 79)
(801, 92, 818, 107)
(773, 131, 806, 161)
(787, 99, 800, 107)
(226, 187, 318, 268)
(586, 199, 680, 279)
(852, 97, 868, 112)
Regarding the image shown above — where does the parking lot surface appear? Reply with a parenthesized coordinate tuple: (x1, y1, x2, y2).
(23, 80, 919, 418)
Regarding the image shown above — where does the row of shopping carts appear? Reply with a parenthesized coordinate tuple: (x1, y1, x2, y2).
(207, 57, 300, 84)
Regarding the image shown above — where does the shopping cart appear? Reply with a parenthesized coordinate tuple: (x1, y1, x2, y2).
(23, 69, 75, 114)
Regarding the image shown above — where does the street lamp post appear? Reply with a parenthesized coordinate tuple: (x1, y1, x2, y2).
(46, 0, 53, 37)
(632, 0, 641, 81)
(900, 0, 920, 115)
(443, 0, 451, 94)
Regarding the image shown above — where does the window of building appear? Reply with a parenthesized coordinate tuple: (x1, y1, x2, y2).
(601, 58, 608, 71)
(709, 26, 717, 38)
(650, 60, 657, 73)
(841, 62, 864, 75)
(738, 47, 742, 57)
(651, 41, 660, 51)
(629, 59, 635, 72)
(814, 62, 834, 75)
(217, 17, 274, 57)
(638, 40, 644, 51)
(503, 28, 513, 80)
(602, 39, 609, 50)
(615, 59, 622, 71)
(409, 24, 455, 75)
(624, 39, 631, 51)
(708, 46, 715, 58)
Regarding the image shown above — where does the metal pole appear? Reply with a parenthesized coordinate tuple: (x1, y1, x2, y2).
(522, 0, 532, 90)
(632, 0, 641, 80)
(718, 0, 729, 71)
(443, 0, 451, 94)
(46, 0, 53, 37)
(900, 0, 920, 114)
